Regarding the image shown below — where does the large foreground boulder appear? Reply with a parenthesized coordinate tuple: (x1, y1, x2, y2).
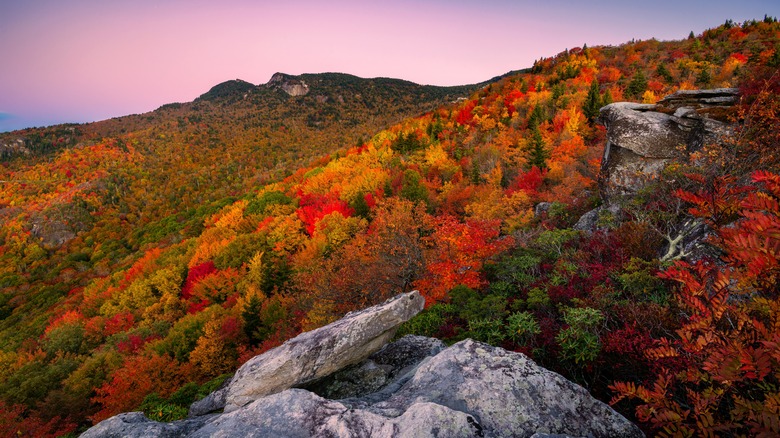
(83, 292, 643, 437)
(84, 340, 642, 437)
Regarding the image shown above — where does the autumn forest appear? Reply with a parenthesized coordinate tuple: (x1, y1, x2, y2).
(1, 18, 780, 437)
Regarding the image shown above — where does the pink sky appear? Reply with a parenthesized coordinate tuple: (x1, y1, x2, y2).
(1, 0, 778, 132)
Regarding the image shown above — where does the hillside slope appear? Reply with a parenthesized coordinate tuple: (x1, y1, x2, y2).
(0, 72, 481, 342)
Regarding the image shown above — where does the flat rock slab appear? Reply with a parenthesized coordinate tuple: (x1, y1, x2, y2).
(224, 290, 424, 411)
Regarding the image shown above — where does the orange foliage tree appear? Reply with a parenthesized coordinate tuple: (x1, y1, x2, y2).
(414, 216, 513, 305)
(91, 353, 195, 423)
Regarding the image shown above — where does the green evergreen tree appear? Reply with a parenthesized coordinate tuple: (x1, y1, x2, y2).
(583, 80, 602, 124)
(527, 105, 545, 128)
(527, 124, 549, 170)
(551, 83, 565, 103)
(656, 63, 673, 83)
(625, 71, 648, 99)
(695, 67, 712, 87)
(768, 46, 780, 68)
(602, 89, 613, 106)
(241, 295, 263, 346)
(350, 193, 371, 219)
(400, 169, 428, 204)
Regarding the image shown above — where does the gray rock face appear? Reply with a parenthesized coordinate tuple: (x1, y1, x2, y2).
(267, 72, 310, 96)
(656, 88, 740, 110)
(534, 202, 553, 218)
(356, 339, 642, 437)
(573, 204, 621, 232)
(189, 389, 483, 438)
(600, 102, 685, 159)
(80, 412, 212, 438)
(84, 335, 643, 438)
(224, 291, 425, 412)
(187, 376, 230, 418)
(597, 88, 737, 202)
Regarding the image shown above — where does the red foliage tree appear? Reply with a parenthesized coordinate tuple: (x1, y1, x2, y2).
(455, 100, 477, 126)
(296, 192, 354, 236)
(508, 166, 547, 198)
(415, 216, 513, 305)
(104, 312, 135, 336)
(611, 171, 780, 437)
(504, 90, 524, 117)
(181, 261, 216, 300)
(0, 401, 76, 438)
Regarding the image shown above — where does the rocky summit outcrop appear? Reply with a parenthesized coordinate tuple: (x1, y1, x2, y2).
(598, 88, 737, 202)
(267, 72, 310, 96)
(83, 291, 643, 438)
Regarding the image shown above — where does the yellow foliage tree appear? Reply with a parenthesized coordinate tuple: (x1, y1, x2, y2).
(465, 187, 533, 232)
(189, 319, 237, 379)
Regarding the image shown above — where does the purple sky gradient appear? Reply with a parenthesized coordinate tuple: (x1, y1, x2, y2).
(1, 0, 778, 132)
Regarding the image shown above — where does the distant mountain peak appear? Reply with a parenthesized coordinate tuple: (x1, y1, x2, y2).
(196, 79, 257, 101)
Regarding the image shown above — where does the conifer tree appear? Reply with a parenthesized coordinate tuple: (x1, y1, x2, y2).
(602, 88, 613, 106)
(527, 124, 549, 170)
(656, 63, 673, 83)
(583, 80, 602, 124)
(625, 71, 648, 99)
(527, 105, 545, 129)
(768, 46, 780, 67)
(696, 67, 712, 87)
(241, 295, 263, 345)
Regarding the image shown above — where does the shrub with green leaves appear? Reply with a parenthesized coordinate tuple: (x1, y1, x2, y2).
(615, 257, 668, 303)
(245, 190, 293, 216)
(138, 374, 232, 422)
(491, 253, 542, 290)
(450, 285, 507, 322)
(467, 318, 505, 345)
(139, 393, 189, 422)
(533, 229, 580, 258)
(556, 307, 605, 364)
(506, 311, 541, 344)
(396, 303, 455, 338)
(526, 288, 551, 310)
